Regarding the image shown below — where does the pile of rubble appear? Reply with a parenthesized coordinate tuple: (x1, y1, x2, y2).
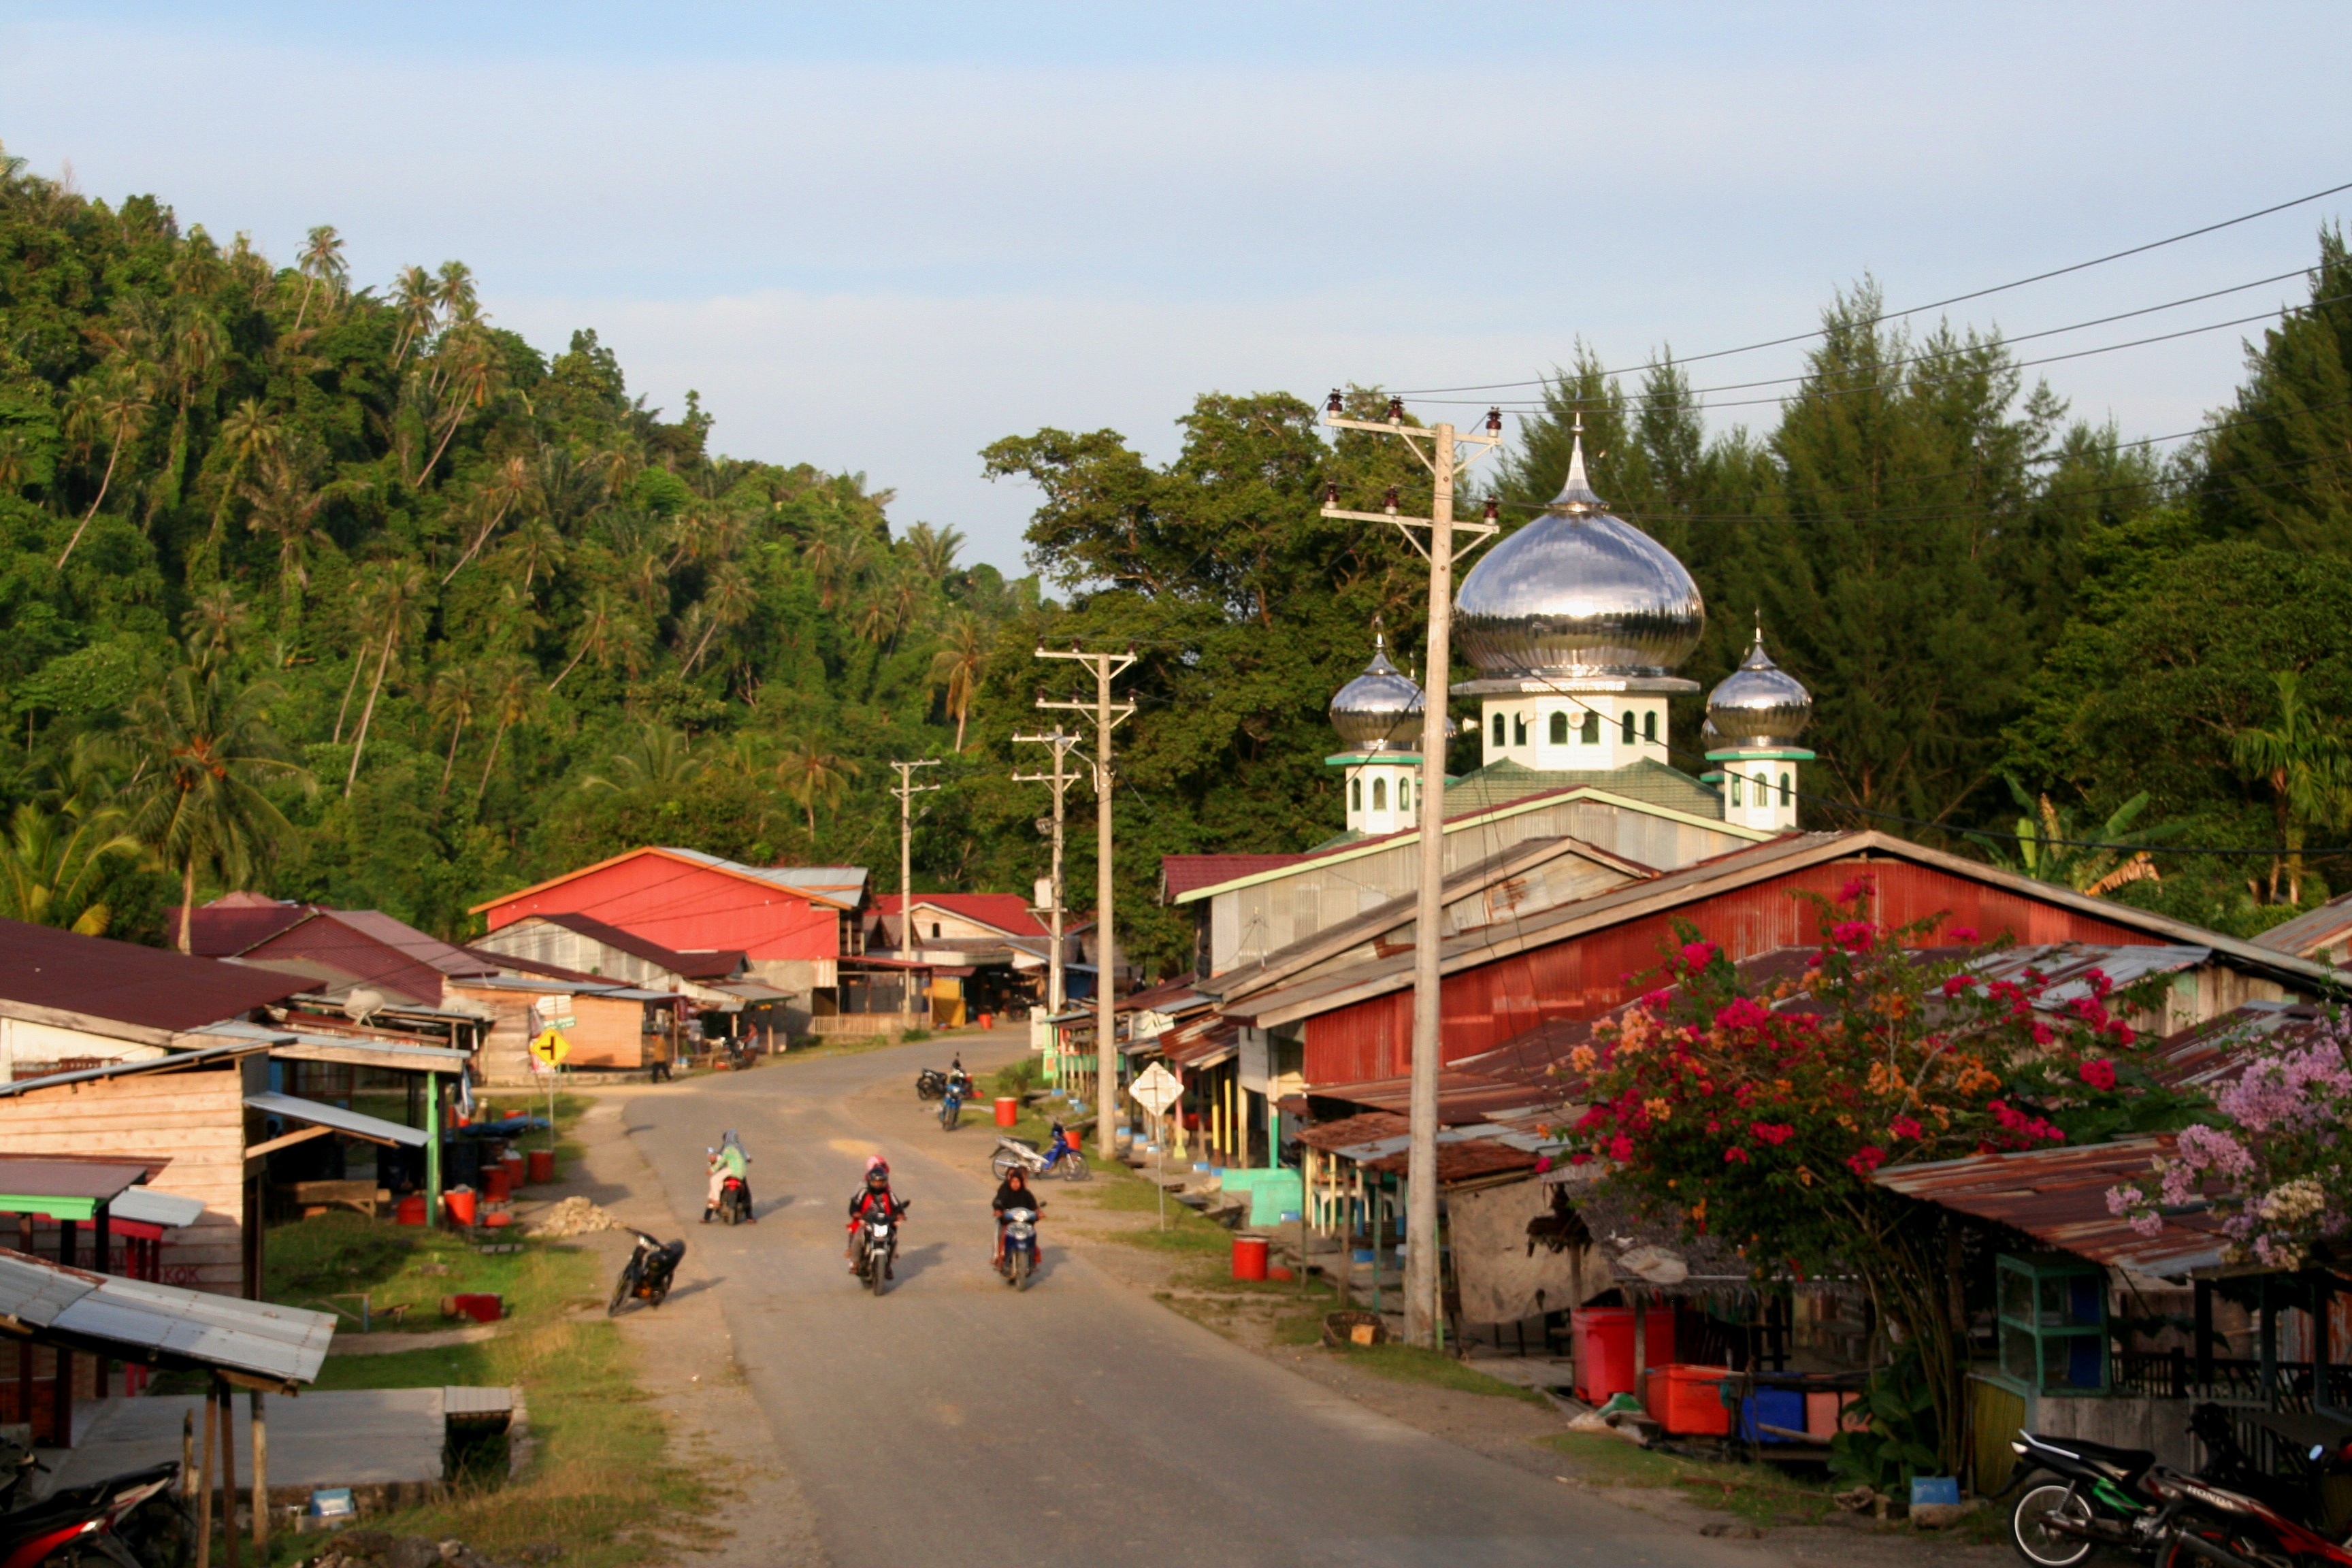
(526, 1196, 621, 1237)
(301, 1531, 561, 1568)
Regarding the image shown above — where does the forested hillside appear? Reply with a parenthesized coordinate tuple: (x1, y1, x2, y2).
(5, 137, 2349, 974)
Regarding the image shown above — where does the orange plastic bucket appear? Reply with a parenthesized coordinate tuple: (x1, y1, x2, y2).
(994, 1096, 1018, 1127)
(483, 1166, 511, 1202)
(1231, 1235, 1270, 1281)
(395, 1195, 427, 1226)
(527, 1149, 555, 1183)
(444, 1188, 478, 1227)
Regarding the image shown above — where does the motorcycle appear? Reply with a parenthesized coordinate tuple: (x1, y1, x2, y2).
(2146, 1464, 2352, 1568)
(997, 1205, 1041, 1291)
(938, 1074, 971, 1132)
(2008, 1429, 2174, 1565)
(608, 1230, 686, 1316)
(715, 1173, 753, 1226)
(852, 1200, 908, 1296)
(990, 1125, 1089, 1183)
(0, 1460, 187, 1568)
(915, 1068, 947, 1102)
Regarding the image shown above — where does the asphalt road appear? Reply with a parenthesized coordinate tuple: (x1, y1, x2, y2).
(622, 1030, 1784, 1568)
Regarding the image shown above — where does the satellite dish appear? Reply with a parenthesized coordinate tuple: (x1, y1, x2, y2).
(342, 987, 387, 1024)
(1616, 1245, 1689, 1286)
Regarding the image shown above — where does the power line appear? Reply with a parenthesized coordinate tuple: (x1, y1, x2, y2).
(1389, 177, 2352, 394)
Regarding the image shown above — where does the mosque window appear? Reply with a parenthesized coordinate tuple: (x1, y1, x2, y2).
(1373, 778, 1386, 811)
(1731, 773, 1744, 807)
(1644, 711, 1657, 743)
(1492, 711, 1505, 748)
(1549, 711, 1568, 745)
(1399, 779, 1410, 812)
(1351, 777, 1362, 811)
(1620, 711, 1635, 744)
(1780, 771, 1793, 804)
(1514, 713, 1529, 747)
(1580, 712, 1599, 745)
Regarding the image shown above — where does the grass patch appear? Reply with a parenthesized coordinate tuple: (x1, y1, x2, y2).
(1323, 1341, 1551, 1407)
(264, 1212, 586, 1331)
(1542, 1432, 1842, 1526)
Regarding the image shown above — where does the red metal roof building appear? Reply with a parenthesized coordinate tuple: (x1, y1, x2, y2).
(225, 909, 502, 1009)
(0, 918, 309, 1039)
(872, 893, 1049, 942)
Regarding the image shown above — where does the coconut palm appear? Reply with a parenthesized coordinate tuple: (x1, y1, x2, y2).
(2232, 671, 2352, 906)
(124, 663, 306, 952)
(0, 800, 144, 936)
(549, 591, 631, 691)
(778, 736, 859, 840)
(680, 562, 755, 673)
(291, 225, 346, 333)
(442, 453, 536, 584)
(902, 521, 966, 583)
(389, 265, 441, 366)
(181, 586, 252, 672)
(241, 448, 331, 597)
(424, 666, 478, 796)
(343, 560, 431, 796)
(582, 725, 706, 794)
(418, 326, 504, 487)
(56, 365, 153, 568)
(928, 615, 990, 751)
(210, 397, 279, 536)
(499, 517, 566, 596)
(473, 655, 536, 804)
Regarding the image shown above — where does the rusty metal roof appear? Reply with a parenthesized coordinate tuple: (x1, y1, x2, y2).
(2151, 1001, 2336, 1092)
(1298, 1112, 1409, 1152)
(1873, 1136, 2227, 1279)
(1969, 943, 2212, 1010)
(1304, 1070, 1563, 1124)
(1361, 1137, 1544, 1183)
(0, 918, 310, 1035)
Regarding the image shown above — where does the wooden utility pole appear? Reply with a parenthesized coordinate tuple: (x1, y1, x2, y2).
(1013, 728, 1084, 1017)
(1035, 646, 1136, 1157)
(1321, 393, 1503, 1348)
(888, 760, 941, 965)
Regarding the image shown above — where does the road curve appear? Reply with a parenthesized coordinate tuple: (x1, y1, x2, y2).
(623, 1030, 1786, 1568)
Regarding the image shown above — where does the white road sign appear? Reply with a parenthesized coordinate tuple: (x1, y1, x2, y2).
(1130, 1062, 1182, 1117)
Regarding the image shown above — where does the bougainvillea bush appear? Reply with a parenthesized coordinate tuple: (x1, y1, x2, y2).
(2108, 1023, 2352, 1270)
(1562, 881, 2188, 1470)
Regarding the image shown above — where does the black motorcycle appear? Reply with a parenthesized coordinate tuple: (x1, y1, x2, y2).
(852, 1199, 908, 1296)
(608, 1230, 686, 1316)
(915, 1068, 947, 1101)
(0, 1459, 189, 1568)
(715, 1173, 753, 1226)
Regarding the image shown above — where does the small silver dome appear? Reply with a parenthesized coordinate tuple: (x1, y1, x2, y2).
(1330, 635, 1424, 753)
(1707, 627, 1812, 746)
(1455, 428, 1705, 678)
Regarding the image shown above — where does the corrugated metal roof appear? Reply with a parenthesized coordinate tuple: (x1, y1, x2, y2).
(497, 913, 745, 979)
(0, 918, 310, 1034)
(1160, 854, 1311, 901)
(0, 1158, 151, 1204)
(2249, 894, 2352, 960)
(1873, 1136, 2227, 1279)
(246, 1092, 427, 1148)
(2151, 1001, 2335, 1092)
(1303, 1071, 1564, 1124)
(109, 1188, 205, 1229)
(183, 900, 313, 958)
(0, 1248, 333, 1384)
(1970, 943, 2211, 1009)
(1441, 758, 1722, 819)
(0, 1041, 264, 1098)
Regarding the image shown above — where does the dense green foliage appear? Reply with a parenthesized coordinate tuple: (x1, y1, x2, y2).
(3, 137, 2347, 967)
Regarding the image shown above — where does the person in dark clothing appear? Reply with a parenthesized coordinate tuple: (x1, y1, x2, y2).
(992, 1168, 1043, 1268)
(847, 1155, 906, 1273)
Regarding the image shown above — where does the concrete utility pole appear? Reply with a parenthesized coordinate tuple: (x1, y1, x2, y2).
(889, 759, 941, 960)
(1035, 645, 1137, 1157)
(1320, 393, 1503, 1349)
(1013, 728, 1085, 1017)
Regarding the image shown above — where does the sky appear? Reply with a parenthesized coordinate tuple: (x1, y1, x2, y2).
(4, 2, 2349, 573)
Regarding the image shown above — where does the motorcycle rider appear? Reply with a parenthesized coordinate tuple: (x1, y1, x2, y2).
(992, 1166, 1043, 1270)
(704, 1130, 752, 1223)
(845, 1156, 906, 1275)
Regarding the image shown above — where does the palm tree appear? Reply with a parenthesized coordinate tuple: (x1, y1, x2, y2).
(291, 225, 346, 333)
(582, 725, 707, 794)
(125, 664, 307, 952)
(157, 304, 226, 509)
(181, 585, 252, 672)
(902, 521, 966, 583)
(778, 736, 858, 840)
(389, 265, 441, 366)
(442, 453, 536, 584)
(549, 591, 638, 691)
(0, 800, 144, 936)
(56, 365, 152, 568)
(499, 517, 566, 595)
(928, 615, 990, 751)
(241, 448, 331, 599)
(424, 666, 478, 796)
(210, 397, 279, 538)
(343, 560, 430, 796)
(473, 656, 536, 804)
(418, 326, 504, 487)
(680, 562, 755, 673)
(2233, 671, 2352, 905)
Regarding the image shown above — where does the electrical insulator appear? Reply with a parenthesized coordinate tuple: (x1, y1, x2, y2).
(1386, 397, 1404, 424)
(1486, 406, 1502, 434)
(1326, 389, 1343, 415)
(1383, 486, 1399, 515)
(1324, 481, 1340, 506)
(1484, 497, 1499, 521)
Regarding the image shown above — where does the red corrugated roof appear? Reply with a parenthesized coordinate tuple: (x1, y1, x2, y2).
(180, 900, 313, 957)
(1160, 854, 1309, 900)
(874, 893, 1048, 938)
(508, 913, 746, 979)
(0, 918, 309, 1032)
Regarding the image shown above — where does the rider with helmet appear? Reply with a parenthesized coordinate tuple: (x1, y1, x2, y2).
(704, 1129, 752, 1223)
(992, 1166, 1043, 1270)
(846, 1155, 906, 1275)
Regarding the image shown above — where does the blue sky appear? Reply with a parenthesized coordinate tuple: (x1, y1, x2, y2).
(4, 3, 2349, 571)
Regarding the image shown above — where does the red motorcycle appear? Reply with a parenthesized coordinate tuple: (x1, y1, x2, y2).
(0, 1460, 188, 1568)
(2151, 1463, 2352, 1568)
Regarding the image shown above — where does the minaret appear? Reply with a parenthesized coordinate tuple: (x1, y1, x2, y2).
(1327, 633, 1426, 835)
(1703, 621, 1814, 832)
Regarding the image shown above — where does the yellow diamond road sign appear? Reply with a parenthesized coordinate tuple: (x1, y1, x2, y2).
(529, 1028, 571, 1068)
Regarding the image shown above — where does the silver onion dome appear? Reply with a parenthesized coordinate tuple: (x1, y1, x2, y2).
(1454, 428, 1705, 677)
(1707, 627, 1812, 746)
(1329, 635, 1424, 753)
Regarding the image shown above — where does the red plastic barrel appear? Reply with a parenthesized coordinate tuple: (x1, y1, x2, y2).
(448, 1292, 502, 1323)
(1570, 1306, 1679, 1404)
(502, 1152, 525, 1187)
(994, 1096, 1018, 1127)
(483, 1166, 512, 1202)
(978, 1011, 994, 1031)
(527, 1149, 555, 1183)
(444, 1188, 478, 1226)
(395, 1194, 427, 1226)
(1231, 1235, 1269, 1281)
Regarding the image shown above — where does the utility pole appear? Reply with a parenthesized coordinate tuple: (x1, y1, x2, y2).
(1035, 644, 1136, 1158)
(1321, 392, 1503, 1348)
(889, 760, 941, 962)
(1012, 728, 1085, 1017)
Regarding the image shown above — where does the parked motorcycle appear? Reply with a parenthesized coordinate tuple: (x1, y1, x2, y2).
(0, 1435, 43, 1514)
(2147, 1463, 2352, 1568)
(0, 1460, 186, 1568)
(915, 1068, 947, 1102)
(608, 1230, 687, 1316)
(2008, 1429, 2174, 1565)
(990, 1126, 1089, 1183)
(997, 1205, 1041, 1291)
(715, 1174, 753, 1226)
(852, 1200, 907, 1296)
(938, 1074, 970, 1132)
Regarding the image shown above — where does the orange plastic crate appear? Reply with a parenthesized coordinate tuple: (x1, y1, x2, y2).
(1642, 1364, 1735, 1436)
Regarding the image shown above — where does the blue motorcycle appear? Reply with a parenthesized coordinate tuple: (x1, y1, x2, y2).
(938, 1071, 972, 1131)
(997, 1205, 1041, 1290)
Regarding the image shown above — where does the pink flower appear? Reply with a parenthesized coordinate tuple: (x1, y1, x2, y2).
(1607, 1133, 1634, 1162)
(1940, 975, 1975, 997)
(1838, 875, 1876, 903)
(1680, 940, 1719, 973)
(1846, 1146, 1888, 1177)
(1723, 1146, 1750, 1164)
(1751, 1122, 1795, 1146)
(1705, 1118, 1720, 1134)
(2110, 1023, 2136, 1047)
(1949, 926, 1978, 944)
(1714, 998, 1771, 1031)
(2030, 1022, 2055, 1046)
(1889, 1115, 1922, 1140)
(2078, 1059, 2117, 1092)
(2085, 968, 2113, 1000)
(1831, 921, 1877, 952)
(1569, 1152, 1591, 1166)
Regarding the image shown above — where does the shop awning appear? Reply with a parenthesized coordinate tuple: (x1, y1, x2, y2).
(0, 1249, 333, 1389)
(107, 1188, 206, 1241)
(245, 1092, 427, 1149)
(0, 1157, 154, 1222)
